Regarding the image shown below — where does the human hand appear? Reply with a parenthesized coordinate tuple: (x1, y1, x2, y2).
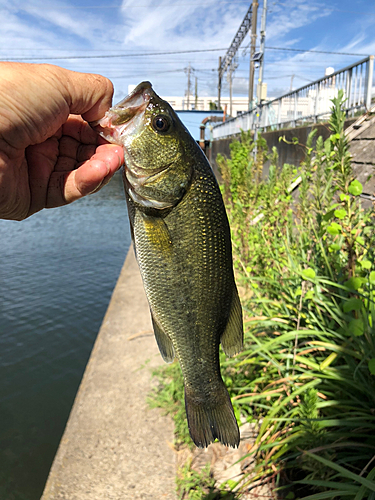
(0, 62, 125, 221)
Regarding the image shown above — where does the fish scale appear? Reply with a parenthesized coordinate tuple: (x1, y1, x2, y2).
(133, 184, 226, 398)
(94, 81, 244, 448)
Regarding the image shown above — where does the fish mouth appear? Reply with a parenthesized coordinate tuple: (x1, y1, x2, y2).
(91, 81, 174, 209)
(91, 81, 153, 143)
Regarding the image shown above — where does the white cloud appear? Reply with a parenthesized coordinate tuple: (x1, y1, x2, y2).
(266, 0, 331, 42)
(120, 0, 246, 51)
(0, 0, 126, 58)
(0, 0, 372, 99)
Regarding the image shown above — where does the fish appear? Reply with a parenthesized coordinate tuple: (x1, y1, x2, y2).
(93, 82, 243, 448)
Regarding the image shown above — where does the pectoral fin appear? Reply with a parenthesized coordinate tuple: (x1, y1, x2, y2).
(136, 212, 173, 256)
(151, 312, 175, 363)
(221, 287, 243, 357)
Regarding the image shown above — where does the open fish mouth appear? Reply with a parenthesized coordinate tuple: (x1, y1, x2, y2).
(91, 81, 174, 209)
(91, 81, 153, 144)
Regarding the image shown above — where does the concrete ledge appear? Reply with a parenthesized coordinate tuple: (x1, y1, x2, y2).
(210, 118, 357, 177)
(42, 247, 176, 500)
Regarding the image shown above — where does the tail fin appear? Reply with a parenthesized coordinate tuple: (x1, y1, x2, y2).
(184, 384, 240, 448)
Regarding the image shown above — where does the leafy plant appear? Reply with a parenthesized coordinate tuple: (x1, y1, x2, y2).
(218, 90, 375, 498)
(176, 459, 239, 499)
(150, 91, 375, 499)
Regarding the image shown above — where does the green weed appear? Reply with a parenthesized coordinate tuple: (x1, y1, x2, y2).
(219, 90, 375, 498)
(176, 459, 239, 499)
(150, 91, 375, 499)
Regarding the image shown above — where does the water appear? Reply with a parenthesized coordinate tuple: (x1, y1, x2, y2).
(0, 172, 131, 500)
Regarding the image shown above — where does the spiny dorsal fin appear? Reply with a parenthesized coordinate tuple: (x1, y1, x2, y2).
(151, 312, 175, 363)
(221, 287, 243, 357)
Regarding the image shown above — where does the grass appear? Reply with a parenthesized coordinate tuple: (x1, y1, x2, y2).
(150, 91, 375, 499)
(176, 459, 240, 499)
(149, 360, 191, 449)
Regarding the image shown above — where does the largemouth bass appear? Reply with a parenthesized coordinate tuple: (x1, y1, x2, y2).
(94, 82, 243, 448)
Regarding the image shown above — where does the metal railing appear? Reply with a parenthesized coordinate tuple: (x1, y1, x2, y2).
(212, 56, 374, 140)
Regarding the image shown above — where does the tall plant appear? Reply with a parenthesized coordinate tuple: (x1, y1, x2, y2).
(219, 91, 375, 498)
(150, 93, 375, 499)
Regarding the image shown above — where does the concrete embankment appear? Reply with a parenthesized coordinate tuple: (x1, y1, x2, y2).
(42, 247, 176, 500)
(210, 118, 356, 177)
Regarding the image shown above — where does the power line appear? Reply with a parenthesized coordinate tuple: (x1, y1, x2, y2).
(0, 47, 228, 61)
(108, 69, 187, 78)
(241, 41, 368, 57)
(265, 46, 368, 57)
(10, 0, 252, 9)
(0, 45, 370, 63)
(274, 2, 375, 16)
(10, 1, 375, 13)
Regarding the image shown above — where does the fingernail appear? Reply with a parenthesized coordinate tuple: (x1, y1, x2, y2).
(104, 160, 111, 175)
(88, 180, 104, 195)
(111, 148, 124, 166)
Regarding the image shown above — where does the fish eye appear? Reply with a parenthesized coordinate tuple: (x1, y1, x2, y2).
(152, 115, 170, 133)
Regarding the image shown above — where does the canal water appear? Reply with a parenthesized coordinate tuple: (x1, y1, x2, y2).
(0, 172, 131, 500)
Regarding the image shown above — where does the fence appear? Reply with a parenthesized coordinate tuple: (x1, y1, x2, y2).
(212, 56, 374, 140)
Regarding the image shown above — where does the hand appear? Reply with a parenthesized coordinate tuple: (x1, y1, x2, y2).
(0, 62, 125, 220)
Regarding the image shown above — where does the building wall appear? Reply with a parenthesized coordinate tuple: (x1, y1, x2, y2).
(162, 95, 249, 115)
(163, 85, 338, 120)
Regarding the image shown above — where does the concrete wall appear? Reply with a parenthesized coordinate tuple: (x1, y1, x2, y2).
(209, 119, 356, 177)
(41, 248, 176, 500)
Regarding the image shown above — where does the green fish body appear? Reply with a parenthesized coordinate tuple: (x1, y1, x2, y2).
(95, 82, 243, 448)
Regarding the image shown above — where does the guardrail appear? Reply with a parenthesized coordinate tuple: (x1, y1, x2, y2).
(212, 56, 374, 140)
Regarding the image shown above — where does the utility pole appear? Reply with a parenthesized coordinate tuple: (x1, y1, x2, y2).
(228, 58, 238, 117)
(228, 69, 233, 117)
(253, 1, 267, 160)
(195, 77, 198, 109)
(185, 63, 192, 110)
(257, 0, 267, 103)
(218, 56, 222, 110)
(248, 0, 258, 109)
(227, 65, 233, 117)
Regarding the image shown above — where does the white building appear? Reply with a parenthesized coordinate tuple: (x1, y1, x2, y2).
(272, 90, 337, 124)
(161, 95, 250, 115)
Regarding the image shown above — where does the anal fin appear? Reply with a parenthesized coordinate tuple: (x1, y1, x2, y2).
(151, 312, 175, 363)
(221, 287, 243, 357)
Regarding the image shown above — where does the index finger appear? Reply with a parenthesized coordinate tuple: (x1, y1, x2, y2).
(62, 115, 98, 145)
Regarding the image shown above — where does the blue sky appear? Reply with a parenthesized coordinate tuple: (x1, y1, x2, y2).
(1, 0, 375, 102)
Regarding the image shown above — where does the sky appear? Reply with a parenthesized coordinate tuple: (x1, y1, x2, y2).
(1, 0, 375, 104)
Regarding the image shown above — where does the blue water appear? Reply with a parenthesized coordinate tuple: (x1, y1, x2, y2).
(0, 172, 131, 500)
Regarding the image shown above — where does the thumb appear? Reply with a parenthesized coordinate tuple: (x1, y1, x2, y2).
(60, 68, 114, 122)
